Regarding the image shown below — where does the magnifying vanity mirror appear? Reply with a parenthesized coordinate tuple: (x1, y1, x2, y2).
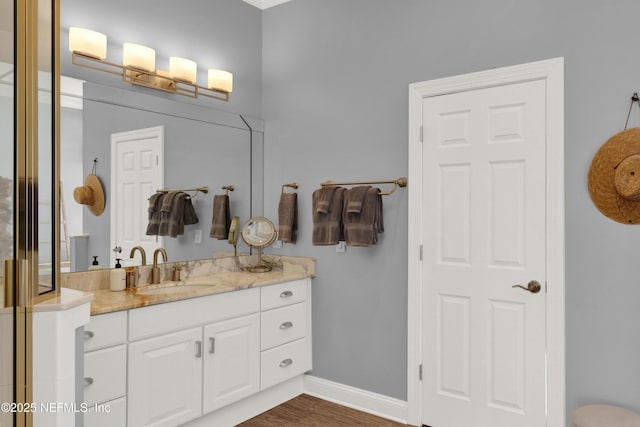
(241, 216, 277, 272)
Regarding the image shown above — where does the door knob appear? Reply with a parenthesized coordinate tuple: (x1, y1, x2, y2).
(512, 280, 541, 294)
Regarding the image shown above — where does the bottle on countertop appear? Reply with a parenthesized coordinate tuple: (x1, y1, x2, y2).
(110, 258, 126, 291)
(88, 255, 102, 270)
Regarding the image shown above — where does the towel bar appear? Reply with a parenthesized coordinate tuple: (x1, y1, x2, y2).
(320, 177, 407, 195)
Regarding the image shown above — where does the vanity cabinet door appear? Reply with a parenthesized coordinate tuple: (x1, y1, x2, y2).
(128, 327, 203, 427)
(202, 313, 260, 414)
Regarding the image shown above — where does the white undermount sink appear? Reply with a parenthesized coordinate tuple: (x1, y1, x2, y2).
(134, 283, 215, 296)
(186, 272, 255, 287)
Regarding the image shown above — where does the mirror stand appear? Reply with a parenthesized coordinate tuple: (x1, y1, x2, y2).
(245, 247, 272, 273)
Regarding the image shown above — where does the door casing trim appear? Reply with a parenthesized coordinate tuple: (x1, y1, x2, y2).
(407, 57, 565, 427)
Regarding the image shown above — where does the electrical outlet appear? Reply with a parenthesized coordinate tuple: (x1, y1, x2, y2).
(336, 241, 346, 253)
(194, 229, 202, 244)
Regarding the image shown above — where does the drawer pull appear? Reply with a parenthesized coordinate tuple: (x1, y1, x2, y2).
(209, 337, 216, 354)
(195, 340, 202, 358)
(280, 321, 294, 330)
(84, 331, 94, 340)
(280, 291, 293, 298)
(83, 377, 94, 387)
(279, 358, 293, 368)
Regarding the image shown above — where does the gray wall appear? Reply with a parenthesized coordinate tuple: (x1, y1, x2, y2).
(262, 0, 640, 421)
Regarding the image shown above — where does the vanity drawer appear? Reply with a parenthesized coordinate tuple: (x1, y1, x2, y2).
(261, 302, 307, 350)
(84, 396, 126, 427)
(84, 345, 127, 405)
(260, 338, 308, 390)
(84, 311, 127, 352)
(261, 278, 308, 311)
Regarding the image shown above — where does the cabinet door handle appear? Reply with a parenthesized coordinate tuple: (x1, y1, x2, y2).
(83, 377, 94, 387)
(209, 337, 215, 354)
(280, 291, 293, 298)
(280, 321, 293, 330)
(195, 340, 202, 358)
(84, 331, 94, 340)
(279, 358, 293, 368)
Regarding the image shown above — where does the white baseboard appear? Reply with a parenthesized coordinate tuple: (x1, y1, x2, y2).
(303, 375, 408, 424)
(185, 376, 304, 427)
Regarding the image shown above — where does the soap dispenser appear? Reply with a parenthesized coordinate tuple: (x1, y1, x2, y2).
(110, 258, 126, 291)
(88, 256, 101, 271)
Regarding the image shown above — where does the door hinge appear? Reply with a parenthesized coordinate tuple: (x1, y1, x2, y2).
(419, 245, 423, 261)
(419, 364, 423, 381)
(419, 126, 423, 142)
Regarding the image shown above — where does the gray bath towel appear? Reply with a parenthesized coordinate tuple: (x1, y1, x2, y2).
(343, 187, 384, 246)
(278, 192, 298, 244)
(312, 187, 345, 245)
(209, 194, 230, 239)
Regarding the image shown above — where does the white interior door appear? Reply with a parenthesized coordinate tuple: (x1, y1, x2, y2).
(110, 126, 164, 267)
(421, 80, 546, 427)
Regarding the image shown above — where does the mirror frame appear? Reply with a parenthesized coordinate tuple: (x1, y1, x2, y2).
(240, 216, 277, 249)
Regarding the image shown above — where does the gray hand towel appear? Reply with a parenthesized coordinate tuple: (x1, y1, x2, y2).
(278, 192, 298, 244)
(346, 185, 370, 214)
(183, 197, 199, 225)
(158, 191, 188, 238)
(312, 187, 345, 245)
(209, 194, 230, 239)
(146, 192, 165, 236)
(316, 187, 337, 214)
(343, 187, 384, 246)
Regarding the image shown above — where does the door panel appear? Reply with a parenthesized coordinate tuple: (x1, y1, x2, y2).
(111, 126, 164, 267)
(422, 79, 546, 427)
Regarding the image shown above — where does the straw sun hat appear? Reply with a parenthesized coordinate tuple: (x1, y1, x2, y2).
(73, 174, 105, 216)
(588, 127, 640, 224)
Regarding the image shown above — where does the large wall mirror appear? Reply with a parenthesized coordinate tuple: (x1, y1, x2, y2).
(59, 81, 254, 272)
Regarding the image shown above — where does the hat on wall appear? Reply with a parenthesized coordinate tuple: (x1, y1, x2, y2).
(588, 127, 640, 224)
(73, 174, 105, 216)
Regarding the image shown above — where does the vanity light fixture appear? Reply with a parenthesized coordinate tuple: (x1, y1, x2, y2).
(68, 27, 232, 101)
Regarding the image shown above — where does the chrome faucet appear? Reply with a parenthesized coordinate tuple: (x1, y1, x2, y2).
(150, 248, 168, 284)
(129, 246, 147, 266)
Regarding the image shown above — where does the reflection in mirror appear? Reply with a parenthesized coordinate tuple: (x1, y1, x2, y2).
(228, 216, 240, 257)
(0, 0, 13, 310)
(59, 79, 253, 272)
(241, 217, 277, 273)
(37, 0, 57, 295)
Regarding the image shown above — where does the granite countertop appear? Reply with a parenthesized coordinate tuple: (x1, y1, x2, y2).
(62, 255, 315, 316)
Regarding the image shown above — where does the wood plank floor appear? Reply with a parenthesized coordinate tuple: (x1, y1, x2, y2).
(237, 394, 408, 427)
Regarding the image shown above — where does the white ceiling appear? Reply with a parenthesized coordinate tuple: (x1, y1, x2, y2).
(242, 0, 292, 10)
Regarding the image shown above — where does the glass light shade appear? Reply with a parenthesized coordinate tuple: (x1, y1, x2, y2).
(208, 69, 233, 93)
(68, 27, 107, 59)
(169, 57, 197, 83)
(123, 43, 156, 72)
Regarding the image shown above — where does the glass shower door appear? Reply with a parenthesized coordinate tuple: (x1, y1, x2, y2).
(1, 0, 60, 425)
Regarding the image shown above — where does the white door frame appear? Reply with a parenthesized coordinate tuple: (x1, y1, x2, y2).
(407, 57, 565, 427)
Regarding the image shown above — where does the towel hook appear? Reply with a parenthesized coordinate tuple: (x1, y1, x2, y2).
(221, 185, 234, 196)
(281, 182, 299, 194)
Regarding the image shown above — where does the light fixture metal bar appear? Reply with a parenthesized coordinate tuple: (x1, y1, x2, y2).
(71, 51, 230, 102)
